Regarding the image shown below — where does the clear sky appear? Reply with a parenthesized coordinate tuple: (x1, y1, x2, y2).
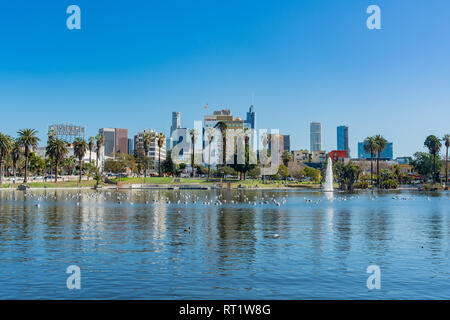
(1, 0, 449, 157)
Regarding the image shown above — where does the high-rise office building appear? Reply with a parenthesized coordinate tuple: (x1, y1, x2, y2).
(310, 122, 322, 152)
(128, 138, 134, 156)
(171, 111, 181, 135)
(99, 128, 115, 157)
(98, 128, 129, 157)
(115, 128, 128, 154)
(337, 125, 350, 158)
(246, 105, 256, 129)
(358, 141, 393, 160)
(283, 135, 290, 152)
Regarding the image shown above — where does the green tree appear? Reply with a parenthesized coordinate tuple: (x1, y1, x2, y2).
(443, 134, 450, 187)
(73, 138, 88, 182)
(302, 166, 321, 183)
(62, 156, 76, 176)
(46, 138, 68, 182)
(278, 164, 289, 180)
(189, 129, 198, 177)
(363, 136, 377, 187)
(17, 128, 40, 183)
(88, 137, 95, 164)
(11, 140, 23, 183)
(206, 127, 214, 181)
(0, 133, 13, 185)
(374, 135, 387, 187)
(411, 151, 442, 180)
(96, 133, 104, 168)
(161, 153, 176, 176)
(157, 132, 165, 176)
(214, 121, 228, 175)
(281, 150, 292, 167)
(334, 161, 362, 192)
(424, 135, 442, 182)
(28, 153, 46, 176)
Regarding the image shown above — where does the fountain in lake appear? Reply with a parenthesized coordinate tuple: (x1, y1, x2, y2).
(323, 157, 334, 192)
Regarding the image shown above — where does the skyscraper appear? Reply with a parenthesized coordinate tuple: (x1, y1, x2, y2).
(171, 111, 181, 135)
(115, 128, 128, 154)
(337, 125, 350, 158)
(282, 135, 290, 152)
(246, 105, 256, 129)
(98, 128, 129, 157)
(99, 128, 115, 157)
(310, 122, 322, 152)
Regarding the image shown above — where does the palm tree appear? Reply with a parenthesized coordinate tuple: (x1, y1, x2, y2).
(214, 121, 228, 172)
(282, 150, 292, 167)
(0, 133, 13, 185)
(206, 127, 214, 181)
(261, 132, 271, 183)
(73, 138, 88, 182)
(157, 133, 165, 176)
(424, 135, 442, 182)
(443, 134, 450, 188)
(46, 138, 68, 183)
(189, 129, 198, 177)
(88, 137, 95, 164)
(11, 140, 22, 184)
(374, 135, 387, 187)
(143, 132, 152, 178)
(96, 133, 104, 168)
(17, 129, 40, 183)
(363, 136, 378, 187)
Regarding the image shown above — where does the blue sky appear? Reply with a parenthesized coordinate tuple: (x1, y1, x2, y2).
(1, 0, 449, 157)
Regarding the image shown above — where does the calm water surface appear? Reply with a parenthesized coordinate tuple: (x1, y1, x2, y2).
(0, 189, 449, 299)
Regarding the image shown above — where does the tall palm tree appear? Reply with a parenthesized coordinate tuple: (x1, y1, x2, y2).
(214, 121, 228, 171)
(363, 136, 378, 187)
(374, 135, 387, 187)
(11, 140, 22, 184)
(424, 135, 442, 182)
(261, 132, 271, 183)
(443, 134, 450, 188)
(88, 137, 95, 164)
(46, 138, 68, 183)
(157, 133, 165, 176)
(17, 129, 40, 183)
(73, 138, 88, 182)
(0, 133, 13, 185)
(206, 127, 214, 181)
(96, 133, 104, 168)
(143, 132, 152, 178)
(189, 129, 198, 177)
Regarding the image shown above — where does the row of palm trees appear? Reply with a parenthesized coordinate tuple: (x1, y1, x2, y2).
(0, 128, 106, 185)
(363, 134, 387, 187)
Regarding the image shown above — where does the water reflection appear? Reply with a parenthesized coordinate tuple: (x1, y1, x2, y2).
(0, 189, 449, 299)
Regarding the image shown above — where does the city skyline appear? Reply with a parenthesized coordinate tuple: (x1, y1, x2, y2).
(1, 1, 450, 157)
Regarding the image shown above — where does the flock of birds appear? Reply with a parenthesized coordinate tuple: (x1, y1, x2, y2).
(1, 191, 449, 208)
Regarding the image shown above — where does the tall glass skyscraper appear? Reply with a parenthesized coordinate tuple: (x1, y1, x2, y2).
(246, 105, 256, 129)
(310, 122, 321, 151)
(337, 125, 350, 158)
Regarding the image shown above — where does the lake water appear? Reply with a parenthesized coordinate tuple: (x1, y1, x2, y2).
(0, 189, 449, 299)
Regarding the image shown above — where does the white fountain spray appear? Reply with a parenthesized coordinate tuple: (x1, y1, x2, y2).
(324, 157, 334, 192)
